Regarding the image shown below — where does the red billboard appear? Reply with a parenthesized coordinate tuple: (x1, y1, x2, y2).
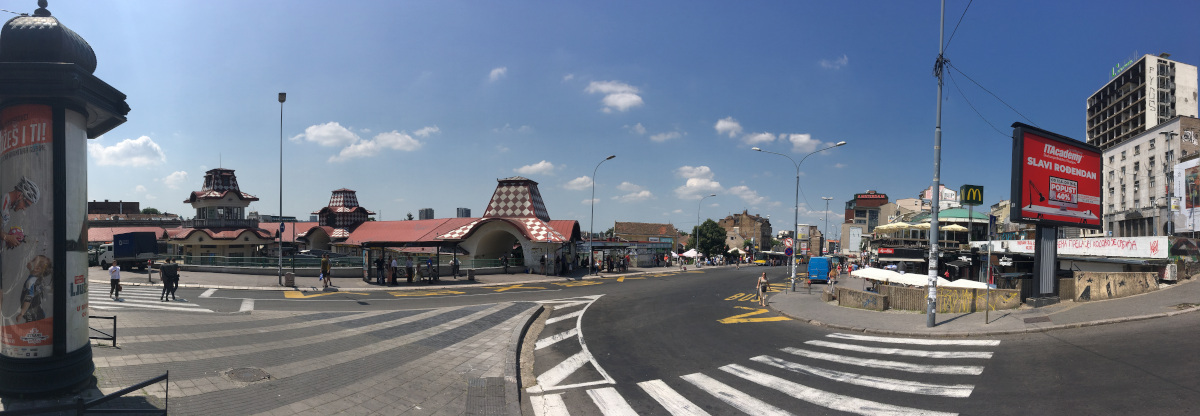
(1010, 123, 1102, 229)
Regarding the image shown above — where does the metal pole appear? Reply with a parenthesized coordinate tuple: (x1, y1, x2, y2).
(823, 197, 833, 256)
(278, 92, 286, 286)
(589, 155, 615, 275)
(986, 217, 992, 324)
(927, 0, 946, 327)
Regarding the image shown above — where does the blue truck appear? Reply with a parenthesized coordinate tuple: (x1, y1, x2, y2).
(97, 231, 158, 270)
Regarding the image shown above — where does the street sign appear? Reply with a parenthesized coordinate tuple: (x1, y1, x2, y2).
(784, 248, 793, 257)
(999, 256, 1013, 266)
(783, 238, 793, 248)
(960, 184, 984, 206)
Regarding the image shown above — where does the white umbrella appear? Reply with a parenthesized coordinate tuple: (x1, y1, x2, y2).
(729, 248, 744, 254)
(851, 267, 928, 286)
(681, 249, 698, 258)
(941, 224, 969, 232)
(941, 278, 990, 289)
(911, 223, 931, 230)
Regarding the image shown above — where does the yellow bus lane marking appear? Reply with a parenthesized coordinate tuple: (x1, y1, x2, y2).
(490, 284, 547, 292)
(284, 291, 369, 299)
(640, 273, 677, 278)
(551, 281, 604, 287)
(718, 306, 792, 324)
(388, 290, 466, 297)
(617, 276, 646, 282)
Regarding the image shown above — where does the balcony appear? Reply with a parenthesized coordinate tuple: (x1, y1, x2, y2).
(183, 218, 261, 229)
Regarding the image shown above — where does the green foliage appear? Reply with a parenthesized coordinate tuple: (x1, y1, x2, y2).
(691, 219, 727, 258)
(141, 207, 161, 215)
(406, 212, 415, 220)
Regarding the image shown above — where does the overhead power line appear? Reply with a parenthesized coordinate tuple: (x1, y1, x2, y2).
(942, 0, 974, 53)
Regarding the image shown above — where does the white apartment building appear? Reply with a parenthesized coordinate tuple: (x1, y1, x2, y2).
(1087, 54, 1198, 150)
(1102, 116, 1200, 236)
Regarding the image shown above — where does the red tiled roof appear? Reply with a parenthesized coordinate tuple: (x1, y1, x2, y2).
(169, 228, 273, 240)
(547, 220, 581, 241)
(183, 190, 259, 204)
(260, 222, 319, 242)
(342, 218, 477, 246)
(88, 227, 169, 243)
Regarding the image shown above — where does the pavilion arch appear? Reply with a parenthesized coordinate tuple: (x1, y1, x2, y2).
(303, 227, 333, 251)
(458, 220, 531, 263)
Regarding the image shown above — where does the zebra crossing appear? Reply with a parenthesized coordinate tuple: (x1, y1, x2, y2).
(527, 295, 614, 394)
(528, 332, 1000, 415)
(89, 285, 215, 313)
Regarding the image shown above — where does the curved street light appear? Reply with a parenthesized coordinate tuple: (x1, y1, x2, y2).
(753, 140, 846, 290)
(589, 155, 616, 275)
(278, 92, 286, 286)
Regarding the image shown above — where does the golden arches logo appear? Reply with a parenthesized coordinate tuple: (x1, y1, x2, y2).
(960, 185, 984, 206)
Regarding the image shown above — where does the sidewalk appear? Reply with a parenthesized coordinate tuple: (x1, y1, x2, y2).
(768, 272, 1200, 336)
(89, 263, 694, 292)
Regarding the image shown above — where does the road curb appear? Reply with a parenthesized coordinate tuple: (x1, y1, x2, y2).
(771, 303, 1200, 338)
(510, 304, 545, 416)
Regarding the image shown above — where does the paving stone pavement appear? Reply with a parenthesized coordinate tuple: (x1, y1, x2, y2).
(0, 302, 540, 415)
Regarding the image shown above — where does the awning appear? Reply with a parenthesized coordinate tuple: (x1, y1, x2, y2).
(878, 257, 926, 262)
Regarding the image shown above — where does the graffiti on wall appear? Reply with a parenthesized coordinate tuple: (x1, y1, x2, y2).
(1074, 272, 1156, 301)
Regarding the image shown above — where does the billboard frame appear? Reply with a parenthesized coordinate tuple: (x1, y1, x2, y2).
(1009, 122, 1103, 230)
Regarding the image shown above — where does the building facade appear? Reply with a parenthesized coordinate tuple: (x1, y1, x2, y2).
(717, 210, 773, 252)
(1088, 54, 1199, 150)
(456, 207, 471, 218)
(170, 168, 273, 258)
(418, 208, 434, 220)
(1103, 116, 1200, 236)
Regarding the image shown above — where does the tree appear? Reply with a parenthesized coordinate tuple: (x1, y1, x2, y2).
(405, 212, 414, 221)
(691, 219, 726, 258)
(141, 207, 161, 215)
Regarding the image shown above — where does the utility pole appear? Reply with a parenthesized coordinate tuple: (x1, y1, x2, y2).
(822, 197, 833, 256)
(927, 0, 946, 327)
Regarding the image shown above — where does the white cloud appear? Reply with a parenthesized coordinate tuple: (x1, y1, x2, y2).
(135, 185, 147, 193)
(715, 117, 743, 138)
(515, 160, 555, 175)
(627, 123, 647, 135)
(489, 67, 508, 81)
(676, 165, 715, 180)
(727, 185, 766, 206)
(650, 131, 682, 142)
(820, 54, 849, 70)
(585, 80, 644, 112)
(413, 126, 441, 137)
(784, 133, 823, 153)
(743, 132, 775, 146)
(328, 130, 423, 162)
(672, 209, 683, 214)
(88, 136, 166, 167)
(291, 122, 359, 147)
(834, 163, 846, 168)
(163, 171, 188, 189)
(564, 176, 593, 191)
(562, 74, 575, 82)
(614, 190, 654, 202)
(144, 194, 157, 200)
(617, 182, 643, 192)
(493, 123, 533, 134)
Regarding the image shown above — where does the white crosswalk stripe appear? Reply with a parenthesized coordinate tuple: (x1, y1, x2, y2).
(526, 332, 1001, 415)
(527, 295, 614, 394)
(89, 287, 214, 313)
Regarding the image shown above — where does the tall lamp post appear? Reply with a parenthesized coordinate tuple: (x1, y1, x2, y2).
(754, 141, 847, 286)
(696, 193, 717, 265)
(589, 155, 616, 275)
(822, 196, 833, 256)
(278, 92, 286, 286)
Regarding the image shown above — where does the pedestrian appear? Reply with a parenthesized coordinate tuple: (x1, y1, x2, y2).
(390, 255, 400, 285)
(375, 255, 386, 285)
(406, 256, 415, 283)
(451, 257, 460, 279)
(500, 255, 509, 274)
(757, 272, 769, 306)
(108, 262, 122, 300)
(540, 254, 547, 275)
(160, 258, 180, 301)
(320, 254, 331, 289)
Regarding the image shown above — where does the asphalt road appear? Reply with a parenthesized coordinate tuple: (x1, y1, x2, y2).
(98, 266, 1200, 415)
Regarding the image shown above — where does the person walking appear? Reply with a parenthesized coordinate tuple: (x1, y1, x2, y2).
(757, 272, 770, 307)
(160, 258, 180, 301)
(108, 262, 122, 300)
(390, 255, 400, 285)
(500, 255, 509, 274)
(320, 254, 331, 289)
(451, 257, 460, 279)
(406, 256, 415, 283)
(375, 255, 386, 285)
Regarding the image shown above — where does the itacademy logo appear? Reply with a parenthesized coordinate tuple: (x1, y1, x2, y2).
(1043, 143, 1083, 164)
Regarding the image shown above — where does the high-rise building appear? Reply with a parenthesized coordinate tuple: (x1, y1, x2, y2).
(418, 208, 434, 220)
(456, 207, 471, 218)
(1087, 54, 1198, 150)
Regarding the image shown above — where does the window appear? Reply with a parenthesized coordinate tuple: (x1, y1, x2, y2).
(1108, 171, 1115, 181)
(1134, 161, 1140, 172)
(1134, 181, 1140, 192)
(1121, 151, 1127, 160)
(855, 210, 867, 218)
(1134, 145, 1140, 155)
(1149, 138, 1156, 149)
(1109, 155, 1115, 164)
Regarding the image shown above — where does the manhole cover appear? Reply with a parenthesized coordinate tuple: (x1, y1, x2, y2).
(1023, 316, 1051, 324)
(227, 367, 270, 383)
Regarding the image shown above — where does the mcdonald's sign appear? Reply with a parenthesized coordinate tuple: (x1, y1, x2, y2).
(960, 185, 984, 206)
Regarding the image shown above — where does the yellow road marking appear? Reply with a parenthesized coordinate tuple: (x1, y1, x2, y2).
(551, 281, 603, 287)
(388, 290, 466, 297)
(490, 284, 547, 292)
(616, 276, 645, 282)
(718, 306, 792, 324)
(641, 273, 677, 277)
(284, 291, 369, 299)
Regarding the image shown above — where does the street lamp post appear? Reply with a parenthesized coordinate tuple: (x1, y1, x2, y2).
(278, 92, 286, 286)
(822, 197, 833, 256)
(753, 141, 847, 288)
(696, 193, 716, 267)
(589, 155, 616, 275)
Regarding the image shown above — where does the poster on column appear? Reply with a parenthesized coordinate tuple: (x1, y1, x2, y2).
(1009, 123, 1103, 230)
(0, 104, 54, 358)
(1173, 158, 1200, 233)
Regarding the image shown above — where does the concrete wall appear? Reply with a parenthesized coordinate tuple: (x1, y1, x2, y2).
(1072, 272, 1157, 301)
(878, 284, 1021, 313)
(836, 287, 887, 311)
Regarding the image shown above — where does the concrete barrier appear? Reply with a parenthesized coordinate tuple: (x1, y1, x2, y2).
(836, 287, 888, 311)
(1072, 272, 1157, 302)
(877, 284, 1020, 313)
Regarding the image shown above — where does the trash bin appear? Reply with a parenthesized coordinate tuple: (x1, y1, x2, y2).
(284, 272, 295, 287)
(467, 269, 475, 281)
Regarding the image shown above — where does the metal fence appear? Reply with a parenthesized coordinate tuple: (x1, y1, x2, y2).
(89, 315, 117, 347)
(0, 372, 168, 415)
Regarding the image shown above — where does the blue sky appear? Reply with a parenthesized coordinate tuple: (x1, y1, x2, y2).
(62, 0, 1199, 238)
